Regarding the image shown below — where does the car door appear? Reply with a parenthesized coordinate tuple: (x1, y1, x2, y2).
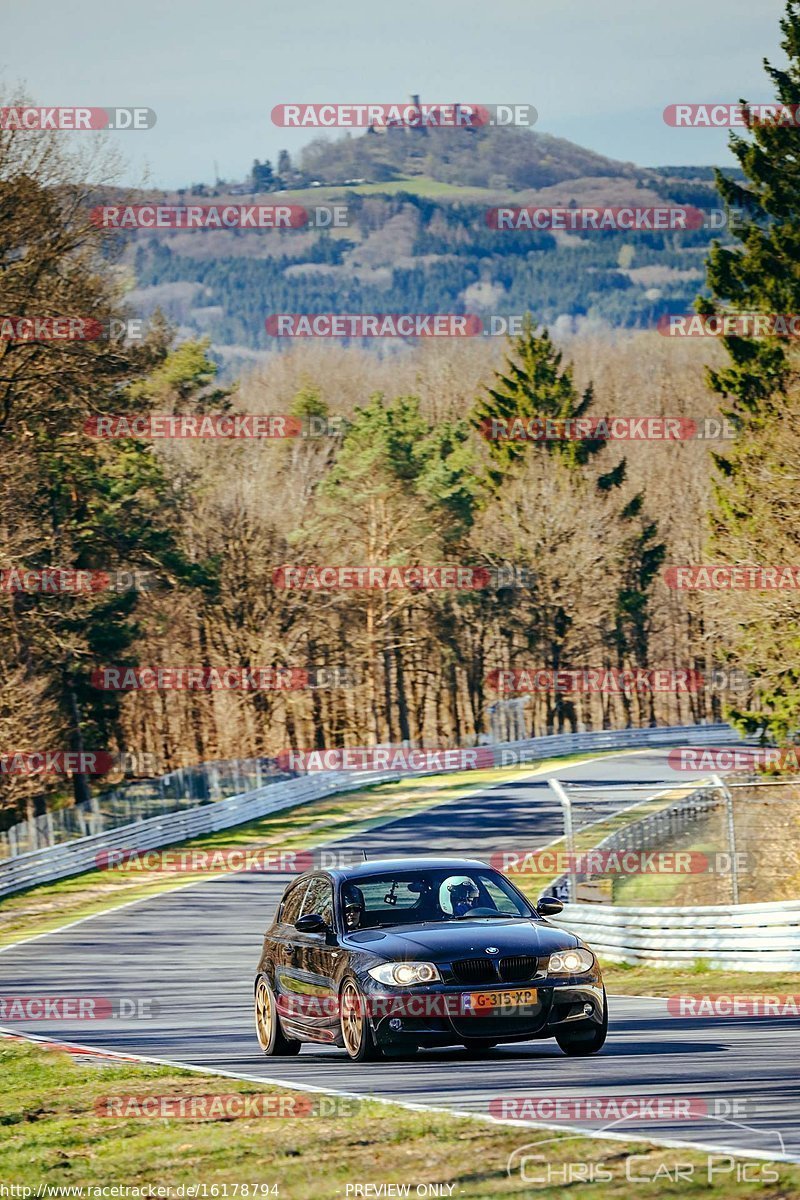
(292, 873, 340, 1042)
(269, 877, 310, 1030)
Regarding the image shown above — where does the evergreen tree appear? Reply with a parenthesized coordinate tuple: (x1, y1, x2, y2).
(702, 0, 800, 418)
(4, 341, 221, 812)
(700, 0, 800, 740)
(471, 316, 611, 486)
(472, 316, 665, 730)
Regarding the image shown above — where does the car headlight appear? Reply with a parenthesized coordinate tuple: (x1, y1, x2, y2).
(547, 948, 594, 975)
(367, 962, 442, 986)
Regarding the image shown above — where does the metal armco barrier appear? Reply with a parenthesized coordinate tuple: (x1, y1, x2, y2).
(0, 756, 290, 860)
(556, 899, 800, 971)
(486, 722, 740, 765)
(0, 771, 396, 900)
(0, 722, 738, 900)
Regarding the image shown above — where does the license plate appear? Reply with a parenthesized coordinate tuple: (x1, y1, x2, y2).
(465, 988, 538, 1012)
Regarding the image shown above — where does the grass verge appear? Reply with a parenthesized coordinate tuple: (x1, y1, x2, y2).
(504, 784, 710, 906)
(269, 176, 521, 203)
(603, 962, 800, 997)
(1, 1038, 794, 1197)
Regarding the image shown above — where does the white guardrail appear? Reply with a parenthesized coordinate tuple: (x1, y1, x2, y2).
(0, 722, 740, 903)
(557, 900, 800, 972)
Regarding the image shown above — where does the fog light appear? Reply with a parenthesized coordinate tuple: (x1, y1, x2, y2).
(583, 1003, 593, 1016)
(389, 1018, 403, 1031)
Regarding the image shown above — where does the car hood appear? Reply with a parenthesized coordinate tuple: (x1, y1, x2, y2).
(343, 917, 580, 960)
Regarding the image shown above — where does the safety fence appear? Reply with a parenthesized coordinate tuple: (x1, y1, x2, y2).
(0, 758, 290, 860)
(0, 769, 394, 900)
(549, 783, 721, 899)
(0, 722, 739, 899)
(557, 898, 800, 971)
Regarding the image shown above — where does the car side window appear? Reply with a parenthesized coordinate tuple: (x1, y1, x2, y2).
(300, 875, 334, 927)
(479, 874, 529, 915)
(280, 881, 309, 926)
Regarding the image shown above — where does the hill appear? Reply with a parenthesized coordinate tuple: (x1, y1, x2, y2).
(106, 126, 742, 367)
(296, 123, 637, 190)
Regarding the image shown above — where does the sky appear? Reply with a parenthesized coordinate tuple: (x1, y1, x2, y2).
(1, 0, 789, 188)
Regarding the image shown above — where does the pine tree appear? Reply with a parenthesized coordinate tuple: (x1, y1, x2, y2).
(702, 0, 800, 419)
(471, 317, 665, 731)
(470, 316, 612, 487)
(701, 0, 800, 740)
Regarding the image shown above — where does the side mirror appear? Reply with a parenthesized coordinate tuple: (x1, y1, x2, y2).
(295, 912, 328, 933)
(537, 896, 564, 917)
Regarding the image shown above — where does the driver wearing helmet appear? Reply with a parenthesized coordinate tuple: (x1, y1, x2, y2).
(341, 883, 365, 932)
(447, 877, 480, 917)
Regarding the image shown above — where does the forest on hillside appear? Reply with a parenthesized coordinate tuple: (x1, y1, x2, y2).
(123, 174, 735, 359)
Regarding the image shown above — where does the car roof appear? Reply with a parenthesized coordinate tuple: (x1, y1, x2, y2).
(328, 856, 491, 881)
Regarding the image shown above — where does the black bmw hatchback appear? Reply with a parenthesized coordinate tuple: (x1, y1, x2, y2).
(254, 857, 607, 1061)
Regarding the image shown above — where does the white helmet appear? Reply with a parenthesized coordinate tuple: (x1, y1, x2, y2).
(440, 875, 480, 915)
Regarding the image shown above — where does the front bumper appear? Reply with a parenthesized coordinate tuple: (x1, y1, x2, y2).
(362, 976, 605, 1047)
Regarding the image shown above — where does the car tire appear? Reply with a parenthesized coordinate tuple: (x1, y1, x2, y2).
(340, 977, 382, 1062)
(555, 989, 608, 1056)
(254, 977, 301, 1056)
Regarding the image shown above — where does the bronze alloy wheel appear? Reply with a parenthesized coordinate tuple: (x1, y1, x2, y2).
(254, 977, 301, 1056)
(340, 979, 364, 1056)
(339, 977, 382, 1061)
(255, 977, 274, 1050)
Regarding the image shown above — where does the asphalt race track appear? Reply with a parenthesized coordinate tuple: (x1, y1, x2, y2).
(1, 749, 798, 1162)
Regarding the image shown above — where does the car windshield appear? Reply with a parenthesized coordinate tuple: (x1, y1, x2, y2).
(339, 868, 533, 931)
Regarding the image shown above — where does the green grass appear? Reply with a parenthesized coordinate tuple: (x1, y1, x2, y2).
(612, 837, 722, 906)
(0, 754, 597, 949)
(603, 962, 800, 997)
(274, 176, 521, 203)
(2, 1039, 795, 1197)
(504, 784, 708, 906)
